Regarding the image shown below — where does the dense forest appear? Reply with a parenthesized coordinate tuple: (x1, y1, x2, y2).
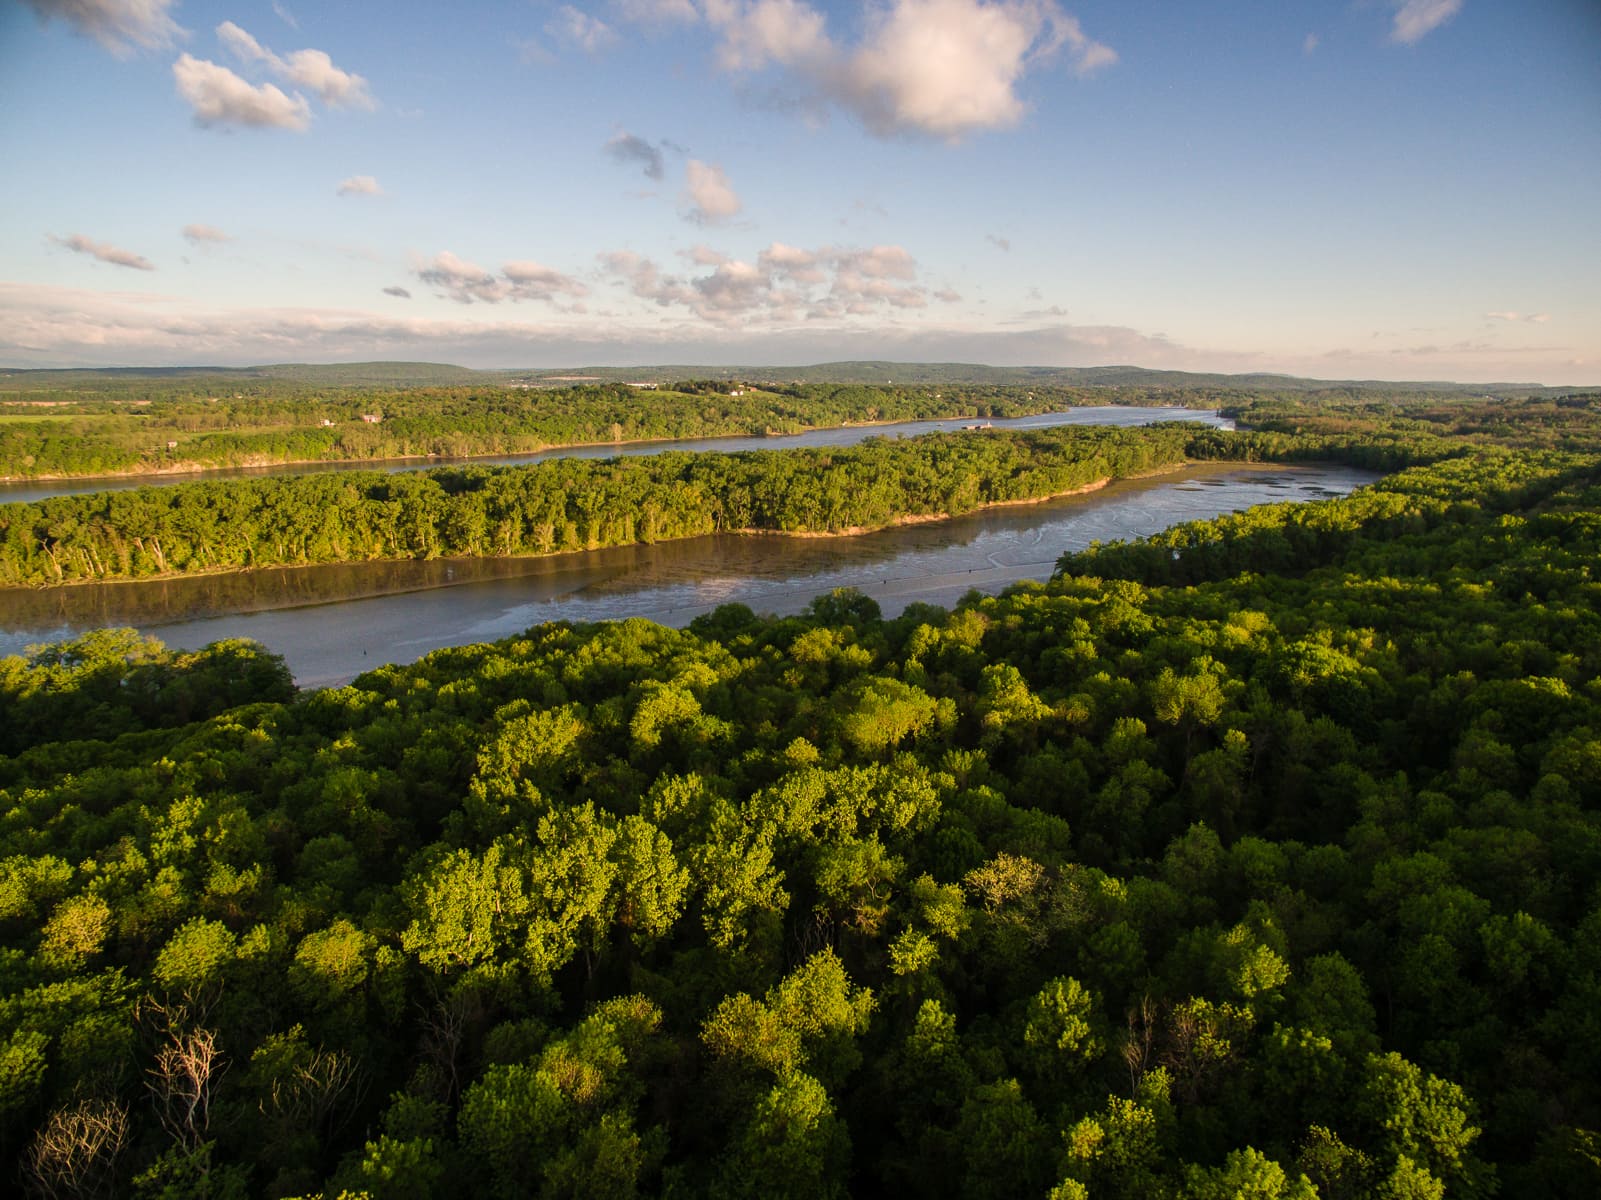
(0, 381, 1106, 480)
(2, 393, 1601, 1197)
(1, 425, 1232, 587)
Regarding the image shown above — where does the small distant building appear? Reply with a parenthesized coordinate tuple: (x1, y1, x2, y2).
(319, 419, 336, 427)
(166, 440, 179, 450)
(361, 413, 382, 424)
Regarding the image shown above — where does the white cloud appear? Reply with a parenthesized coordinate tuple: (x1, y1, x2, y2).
(20, 0, 181, 56)
(182, 223, 231, 244)
(216, 21, 375, 109)
(416, 252, 588, 305)
(701, 0, 1115, 139)
(1486, 311, 1551, 324)
(683, 160, 743, 224)
(337, 175, 383, 196)
(548, 6, 618, 53)
(173, 54, 313, 130)
(272, 2, 298, 30)
(1390, 0, 1463, 46)
(605, 132, 666, 180)
(54, 233, 156, 270)
(1303, 33, 1319, 55)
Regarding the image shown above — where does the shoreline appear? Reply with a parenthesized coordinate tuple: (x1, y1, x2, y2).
(1, 462, 1210, 595)
(0, 403, 1210, 487)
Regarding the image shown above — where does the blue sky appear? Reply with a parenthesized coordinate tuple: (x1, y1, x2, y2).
(2, 0, 1597, 383)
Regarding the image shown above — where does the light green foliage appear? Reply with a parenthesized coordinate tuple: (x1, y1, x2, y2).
(702, 950, 874, 1084)
(713, 1070, 847, 1200)
(1023, 976, 1103, 1064)
(1182, 1147, 1318, 1200)
(152, 917, 237, 994)
(839, 676, 942, 755)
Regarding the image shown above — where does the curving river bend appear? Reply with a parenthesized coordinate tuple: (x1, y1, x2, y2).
(1, 457, 1379, 689)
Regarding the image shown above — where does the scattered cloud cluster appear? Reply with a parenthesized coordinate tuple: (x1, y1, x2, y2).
(182, 223, 231, 245)
(606, 132, 667, 181)
(602, 239, 955, 324)
(1390, 0, 1463, 46)
(3, 283, 1587, 385)
(20, 0, 181, 56)
(596, 0, 1116, 140)
(174, 22, 373, 130)
(54, 233, 155, 270)
(337, 175, 383, 197)
(682, 160, 743, 224)
(1486, 311, 1550, 323)
(416, 252, 589, 307)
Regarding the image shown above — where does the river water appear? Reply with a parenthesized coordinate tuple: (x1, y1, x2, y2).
(0, 406, 1228, 505)
(0, 461, 1379, 689)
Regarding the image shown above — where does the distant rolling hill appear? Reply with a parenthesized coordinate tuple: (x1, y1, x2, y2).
(0, 359, 1577, 395)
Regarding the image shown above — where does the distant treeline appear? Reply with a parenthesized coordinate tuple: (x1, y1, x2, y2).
(0, 426, 1221, 587)
(0, 382, 1118, 479)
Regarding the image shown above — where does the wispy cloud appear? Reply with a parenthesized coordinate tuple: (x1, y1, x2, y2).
(20, 0, 182, 57)
(1303, 32, 1319, 54)
(683, 160, 743, 224)
(416, 252, 589, 306)
(173, 54, 312, 130)
(1486, 310, 1550, 323)
(182, 223, 231, 245)
(1390, 0, 1463, 46)
(383, 286, 412, 299)
(547, 5, 617, 53)
(217, 21, 375, 109)
(54, 233, 155, 270)
(614, 0, 700, 23)
(986, 234, 1011, 252)
(605, 131, 666, 181)
(336, 175, 383, 196)
(271, 2, 298, 30)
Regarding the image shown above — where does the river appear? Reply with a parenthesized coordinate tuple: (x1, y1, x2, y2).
(0, 461, 1379, 689)
(0, 406, 1229, 505)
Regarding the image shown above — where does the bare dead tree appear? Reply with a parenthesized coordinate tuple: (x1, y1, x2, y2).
(150, 1025, 223, 1147)
(1121, 994, 1158, 1097)
(147, 1021, 224, 1148)
(416, 986, 483, 1103)
(261, 1045, 368, 1144)
(22, 1098, 129, 1200)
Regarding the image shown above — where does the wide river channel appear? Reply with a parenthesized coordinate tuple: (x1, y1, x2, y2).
(0, 410, 1382, 689)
